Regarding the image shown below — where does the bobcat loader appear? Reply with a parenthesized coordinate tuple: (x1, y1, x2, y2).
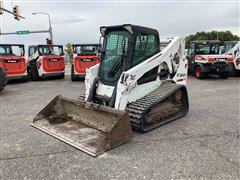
(27, 45, 65, 80)
(71, 44, 101, 81)
(187, 40, 234, 79)
(31, 25, 189, 156)
(0, 44, 28, 81)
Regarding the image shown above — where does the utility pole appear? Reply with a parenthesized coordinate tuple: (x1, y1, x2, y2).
(32, 12, 53, 44)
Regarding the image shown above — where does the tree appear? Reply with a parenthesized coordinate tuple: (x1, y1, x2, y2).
(185, 31, 240, 48)
(65, 42, 73, 63)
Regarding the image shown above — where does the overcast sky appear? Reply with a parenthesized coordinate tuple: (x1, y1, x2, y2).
(0, 0, 239, 47)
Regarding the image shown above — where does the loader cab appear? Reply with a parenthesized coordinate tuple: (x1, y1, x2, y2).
(187, 40, 220, 58)
(28, 45, 64, 57)
(0, 44, 27, 80)
(38, 45, 64, 56)
(73, 44, 100, 56)
(99, 24, 160, 86)
(0, 44, 25, 57)
(187, 40, 220, 67)
(223, 41, 238, 54)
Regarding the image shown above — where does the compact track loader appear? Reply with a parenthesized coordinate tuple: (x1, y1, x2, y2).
(0, 44, 27, 81)
(71, 44, 101, 81)
(27, 45, 65, 80)
(32, 24, 189, 156)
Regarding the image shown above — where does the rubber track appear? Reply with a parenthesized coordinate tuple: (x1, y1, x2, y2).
(126, 81, 181, 131)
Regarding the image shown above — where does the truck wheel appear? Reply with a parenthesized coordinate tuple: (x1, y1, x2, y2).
(30, 63, 40, 81)
(71, 65, 77, 81)
(195, 66, 206, 79)
(219, 72, 229, 79)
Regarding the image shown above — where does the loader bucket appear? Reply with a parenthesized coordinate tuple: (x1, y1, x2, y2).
(31, 95, 133, 156)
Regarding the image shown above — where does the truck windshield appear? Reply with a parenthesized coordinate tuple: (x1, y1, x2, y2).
(195, 43, 220, 55)
(39, 46, 63, 56)
(74, 45, 99, 55)
(99, 30, 130, 85)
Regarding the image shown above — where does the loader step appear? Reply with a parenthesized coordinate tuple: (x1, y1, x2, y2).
(126, 81, 189, 132)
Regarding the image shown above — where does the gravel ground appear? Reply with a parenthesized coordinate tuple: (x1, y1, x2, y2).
(0, 75, 239, 180)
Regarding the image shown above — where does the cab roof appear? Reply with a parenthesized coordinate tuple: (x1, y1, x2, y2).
(100, 24, 159, 36)
(29, 44, 63, 47)
(0, 44, 24, 46)
(224, 41, 239, 43)
(73, 44, 100, 46)
(191, 40, 220, 44)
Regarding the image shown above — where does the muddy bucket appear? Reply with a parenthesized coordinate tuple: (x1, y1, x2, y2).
(31, 95, 133, 156)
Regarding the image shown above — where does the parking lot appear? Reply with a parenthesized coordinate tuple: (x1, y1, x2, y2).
(0, 75, 239, 179)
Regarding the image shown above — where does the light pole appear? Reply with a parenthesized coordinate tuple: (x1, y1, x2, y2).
(32, 12, 53, 44)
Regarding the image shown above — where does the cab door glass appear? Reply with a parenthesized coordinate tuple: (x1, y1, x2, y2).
(146, 35, 157, 56)
(132, 33, 158, 66)
(187, 43, 195, 63)
(187, 44, 194, 57)
(29, 47, 35, 56)
(52, 46, 60, 56)
(0, 46, 11, 55)
(12, 46, 23, 56)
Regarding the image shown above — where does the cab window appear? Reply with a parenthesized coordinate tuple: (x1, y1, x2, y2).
(29, 47, 36, 56)
(132, 33, 158, 66)
(0, 46, 11, 55)
(187, 43, 194, 57)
